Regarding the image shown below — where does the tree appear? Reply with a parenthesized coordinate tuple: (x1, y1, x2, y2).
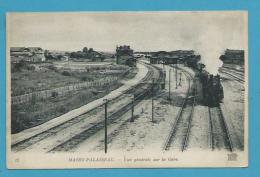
(57, 55, 63, 60)
(100, 55, 105, 62)
(44, 50, 53, 60)
(12, 60, 27, 72)
(88, 48, 93, 53)
(83, 47, 88, 53)
(70, 52, 77, 58)
(44, 50, 49, 57)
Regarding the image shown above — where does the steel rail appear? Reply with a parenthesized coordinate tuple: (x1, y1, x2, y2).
(181, 83, 196, 151)
(217, 105, 233, 152)
(220, 68, 244, 77)
(12, 62, 161, 152)
(221, 70, 244, 83)
(164, 66, 194, 151)
(208, 107, 214, 150)
(48, 64, 164, 152)
(222, 66, 244, 73)
(208, 105, 233, 152)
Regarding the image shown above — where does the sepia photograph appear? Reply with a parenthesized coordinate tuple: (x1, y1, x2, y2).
(6, 11, 248, 168)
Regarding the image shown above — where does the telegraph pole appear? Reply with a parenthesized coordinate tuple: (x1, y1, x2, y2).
(162, 70, 166, 89)
(179, 72, 182, 86)
(130, 95, 135, 122)
(152, 79, 154, 123)
(168, 69, 171, 100)
(175, 60, 178, 89)
(104, 99, 108, 153)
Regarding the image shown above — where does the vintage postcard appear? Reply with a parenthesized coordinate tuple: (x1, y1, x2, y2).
(6, 11, 248, 168)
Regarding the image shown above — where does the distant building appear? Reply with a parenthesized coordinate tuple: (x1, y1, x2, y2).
(10, 47, 45, 63)
(88, 51, 104, 62)
(149, 50, 197, 64)
(150, 51, 175, 64)
(60, 55, 69, 61)
(27, 47, 45, 62)
(70, 47, 104, 62)
(220, 49, 244, 65)
(45, 50, 71, 61)
(116, 45, 136, 67)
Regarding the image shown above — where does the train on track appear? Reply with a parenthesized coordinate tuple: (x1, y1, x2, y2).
(195, 63, 224, 106)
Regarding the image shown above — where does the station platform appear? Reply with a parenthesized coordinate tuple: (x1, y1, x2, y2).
(11, 62, 148, 145)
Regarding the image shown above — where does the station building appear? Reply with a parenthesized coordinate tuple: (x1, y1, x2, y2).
(149, 50, 197, 65)
(219, 49, 244, 65)
(116, 45, 136, 67)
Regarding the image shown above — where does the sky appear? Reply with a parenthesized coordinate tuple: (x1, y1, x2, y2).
(8, 11, 247, 52)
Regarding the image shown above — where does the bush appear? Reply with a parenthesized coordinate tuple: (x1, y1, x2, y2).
(61, 71, 71, 76)
(81, 76, 88, 81)
(56, 105, 67, 113)
(12, 61, 37, 72)
(46, 65, 57, 71)
(31, 94, 37, 105)
(79, 94, 88, 102)
(26, 65, 35, 71)
(12, 60, 26, 72)
(51, 91, 58, 98)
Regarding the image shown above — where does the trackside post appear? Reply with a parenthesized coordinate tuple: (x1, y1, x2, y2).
(103, 99, 108, 153)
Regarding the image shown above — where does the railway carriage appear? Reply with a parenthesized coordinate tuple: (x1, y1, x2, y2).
(197, 69, 224, 106)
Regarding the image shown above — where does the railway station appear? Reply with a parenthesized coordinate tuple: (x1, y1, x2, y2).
(9, 12, 246, 164)
(10, 46, 245, 153)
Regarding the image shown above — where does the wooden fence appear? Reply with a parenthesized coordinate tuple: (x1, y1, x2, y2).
(11, 76, 119, 105)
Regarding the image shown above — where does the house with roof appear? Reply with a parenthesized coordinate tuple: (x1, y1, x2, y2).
(69, 47, 105, 62)
(88, 50, 104, 62)
(10, 47, 45, 63)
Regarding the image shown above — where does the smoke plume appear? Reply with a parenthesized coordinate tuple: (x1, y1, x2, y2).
(193, 25, 229, 75)
(179, 12, 246, 75)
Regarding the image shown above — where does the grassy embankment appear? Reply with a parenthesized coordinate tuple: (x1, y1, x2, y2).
(11, 62, 137, 133)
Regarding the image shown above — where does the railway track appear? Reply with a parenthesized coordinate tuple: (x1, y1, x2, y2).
(164, 67, 196, 151)
(221, 67, 244, 75)
(222, 66, 244, 73)
(208, 105, 233, 151)
(12, 62, 164, 153)
(220, 69, 244, 84)
(49, 64, 164, 152)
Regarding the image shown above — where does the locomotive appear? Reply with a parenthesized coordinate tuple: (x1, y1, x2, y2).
(195, 63, 224, 106)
